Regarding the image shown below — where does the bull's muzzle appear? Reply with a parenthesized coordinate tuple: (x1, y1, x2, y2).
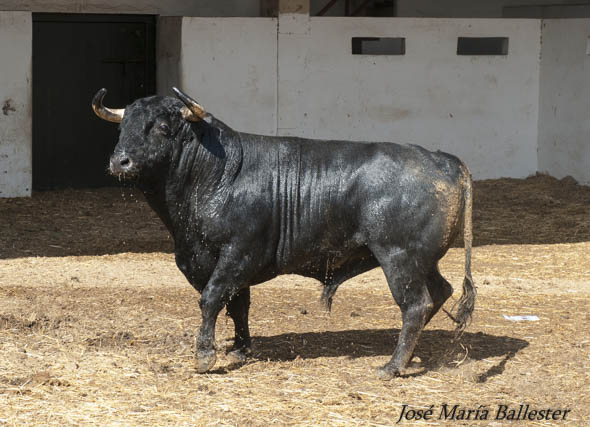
(109, 152, 135, 176)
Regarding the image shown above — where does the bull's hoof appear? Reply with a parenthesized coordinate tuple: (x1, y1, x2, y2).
(227, 347, 252, 363)
(375, 365, 404, 380)
(195, 349, 217, 373)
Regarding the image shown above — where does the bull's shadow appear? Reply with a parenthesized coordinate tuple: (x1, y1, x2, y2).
(227, 329, 528, 381)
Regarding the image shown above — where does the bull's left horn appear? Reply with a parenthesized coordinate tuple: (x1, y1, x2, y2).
(92, 88, 125, 123)
(172, 87, 209, 122)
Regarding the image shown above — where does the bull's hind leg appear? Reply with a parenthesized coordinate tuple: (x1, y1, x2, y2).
(226, 287, 252, 362)
(370, 246, 433, 379)
(424, 267, 453, 327)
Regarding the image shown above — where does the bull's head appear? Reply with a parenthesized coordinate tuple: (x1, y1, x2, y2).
(92, 87, 211, 179)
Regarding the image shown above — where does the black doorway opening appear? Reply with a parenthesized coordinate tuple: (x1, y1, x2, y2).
(33, 13, 156, 190)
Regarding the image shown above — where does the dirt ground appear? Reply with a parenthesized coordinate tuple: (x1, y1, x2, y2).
(0, 174, 589, 425)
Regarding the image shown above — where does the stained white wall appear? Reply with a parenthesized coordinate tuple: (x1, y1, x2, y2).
(178, 17, 543, 180)
(3, 12, 590, 196)
(0, 12, 32, 197)
(277, 18, 541, 179)
(157, 16, 182, 95)
(0, 0, 260, 16)
(180, 18, 278, 136)
(538, 20, 590, 185)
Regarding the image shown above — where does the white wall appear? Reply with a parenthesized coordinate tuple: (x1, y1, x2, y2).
(180, 18, 278, 136)
(0, 0, 260, 16)
(177, 17, 544, 180)
(277, 18, 541, 179)
(538, 19, 590, 185)
(3, 13, 590, 196)
(0, 12, 32, 197)
(157, 16, 182, 95)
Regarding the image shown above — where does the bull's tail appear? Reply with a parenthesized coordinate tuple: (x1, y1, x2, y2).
(320, 285, 337, 312)
(452, 166, 476, 339)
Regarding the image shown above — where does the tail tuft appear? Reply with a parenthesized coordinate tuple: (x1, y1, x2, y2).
(452, 165, 476, 340)
(452, 274, 476, 339)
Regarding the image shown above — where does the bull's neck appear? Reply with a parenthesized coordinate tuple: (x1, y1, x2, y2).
(142, 120, 242, 235)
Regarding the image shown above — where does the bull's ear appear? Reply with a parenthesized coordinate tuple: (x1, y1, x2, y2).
(172, 87, 212, 123)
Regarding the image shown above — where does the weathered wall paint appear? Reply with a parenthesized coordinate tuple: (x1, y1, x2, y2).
(180, 18, 278, 136)
(538, 19, 590, 185)
(180, 17, 543, 180)
(277, 18, 541, 180)
(0, 12, 32, 197)
(3, 12, 590, 196)
(177, 17, 544, 181)
(156, 16, 182, 95)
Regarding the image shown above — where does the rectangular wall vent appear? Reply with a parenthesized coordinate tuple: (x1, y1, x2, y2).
(352, 37, 405, 55)
(457, 37, 509, 55)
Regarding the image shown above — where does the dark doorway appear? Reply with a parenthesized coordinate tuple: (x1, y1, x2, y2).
(33, 14, 156, 189)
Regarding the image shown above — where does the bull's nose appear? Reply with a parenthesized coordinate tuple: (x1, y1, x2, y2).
(109, 152, 134, 175)
(118, 156, 131, 168)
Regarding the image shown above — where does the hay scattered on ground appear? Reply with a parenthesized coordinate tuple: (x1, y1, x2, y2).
(0, 174, 589, 425)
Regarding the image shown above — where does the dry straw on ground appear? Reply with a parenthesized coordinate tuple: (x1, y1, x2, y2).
(0, 174, 589, 425)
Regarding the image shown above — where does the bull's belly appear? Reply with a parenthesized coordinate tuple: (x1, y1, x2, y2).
(280, 245, 378, 284)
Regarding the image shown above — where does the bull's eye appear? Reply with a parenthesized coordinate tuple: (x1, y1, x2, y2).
(158, 123, 171, 134)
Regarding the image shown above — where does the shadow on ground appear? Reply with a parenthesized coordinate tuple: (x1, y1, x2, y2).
(229, 328, 529, 380)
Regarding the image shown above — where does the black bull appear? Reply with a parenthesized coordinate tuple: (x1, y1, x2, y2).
(92, 87, 475, 379)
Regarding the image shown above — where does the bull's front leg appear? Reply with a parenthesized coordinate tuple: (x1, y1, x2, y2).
(195, 281, 225, 373)
(195, 253, 253, 373)
(195, 276, 247, 373)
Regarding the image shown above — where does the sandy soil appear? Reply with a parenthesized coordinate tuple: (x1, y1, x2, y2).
(0, 174, 589, 425)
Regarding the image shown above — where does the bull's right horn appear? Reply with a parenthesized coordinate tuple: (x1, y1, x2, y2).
(172, 87, 210, 122)
(92, 88, 125, 123)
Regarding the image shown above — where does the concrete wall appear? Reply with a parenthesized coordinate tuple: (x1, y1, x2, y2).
(277, 18, 541, 179)
(3, 12, 590, 195)
(0, 0, 260, 16)
(179, 18, 278, 136)
(0, 12, 32, 197)
(177, 17, 542, 180)
(156, 16, 182, 95)
(538, 19, 590, 185)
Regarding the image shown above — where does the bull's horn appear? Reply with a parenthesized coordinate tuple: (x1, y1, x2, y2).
(92, 88, 125, 123)
(172, 87, 208, 122)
